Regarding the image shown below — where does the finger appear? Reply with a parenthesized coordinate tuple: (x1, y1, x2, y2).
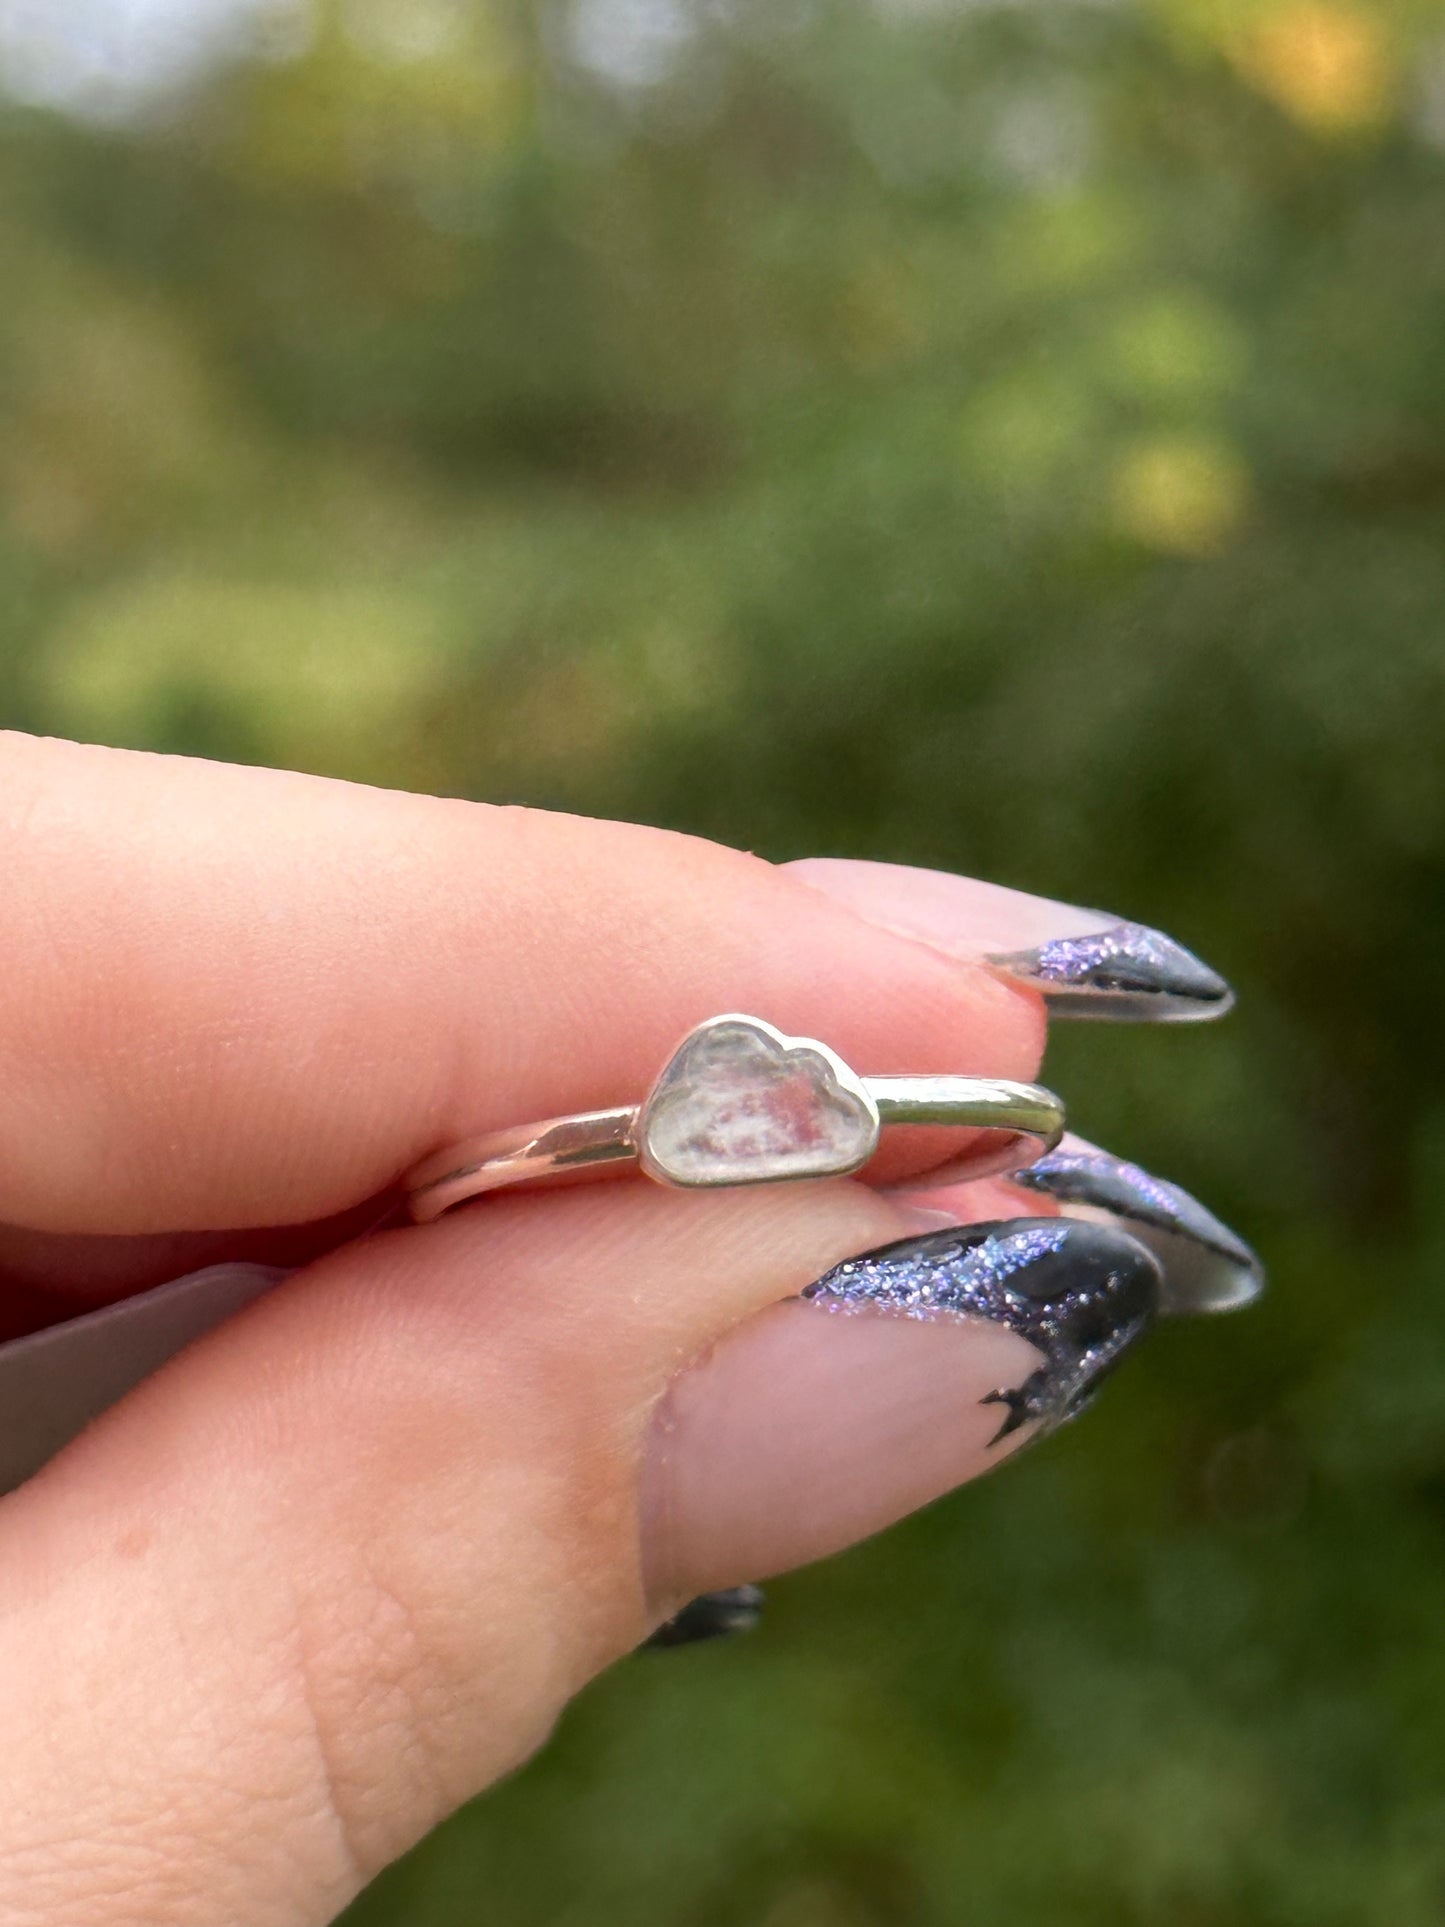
(0, 1178, 1062, 1492)
(0, 1180, 1160, 1922)
(0, 734, 1043, 1238)
(647, 1211, 1160, 1595)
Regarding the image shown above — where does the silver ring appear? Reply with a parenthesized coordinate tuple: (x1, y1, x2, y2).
(405, 1013, 1065, 1222)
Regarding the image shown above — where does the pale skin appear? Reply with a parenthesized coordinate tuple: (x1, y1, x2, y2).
(0, 732, 1060, 1925)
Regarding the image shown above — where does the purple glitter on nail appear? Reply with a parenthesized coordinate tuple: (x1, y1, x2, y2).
(1030, 922, 1186, 987)
(1026, 1147, 1191, 1217)
(803, 1218, 1161, 1443)
(987, 919, 1232, 1018)
(1014, 1147, 1261, 1278)
(807, 1223, 1069, 1322)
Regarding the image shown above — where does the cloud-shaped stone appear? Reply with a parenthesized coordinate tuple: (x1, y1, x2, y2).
(639, 1016, 880, 1187)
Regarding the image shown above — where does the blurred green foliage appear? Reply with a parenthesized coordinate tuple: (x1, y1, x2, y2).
(4, 0, 1445, 1919)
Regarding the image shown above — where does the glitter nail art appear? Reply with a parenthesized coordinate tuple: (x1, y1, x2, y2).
(804, 1219, 1162, 1444)
(988, 920, 1233, 1022)
(645, 1585, 766, 1650)
(1011, 1145, 1263, 1316)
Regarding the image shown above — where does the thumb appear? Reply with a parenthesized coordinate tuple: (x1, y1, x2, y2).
(0, 1180, 1158, 1925)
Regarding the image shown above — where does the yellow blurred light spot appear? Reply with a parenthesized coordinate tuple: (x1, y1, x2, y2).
(1103, 291, 1249, 404)
(1112, 435, 1250, 556)
(343, 0, 470, 63)
(40, 575, 455, 778)
(1231, 3, 1392, 133)
(1006, 193, 1145, 298)
(964, 371, 1095, 492)
(240, 0, 527, 191)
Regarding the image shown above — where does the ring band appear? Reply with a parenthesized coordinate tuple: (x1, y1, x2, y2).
(405, 1013, 1066, 1223)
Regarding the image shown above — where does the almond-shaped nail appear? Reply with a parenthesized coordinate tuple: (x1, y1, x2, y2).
(641, 1218, 1161, 1610)
(785, 860, 1233, 1022)
(1006, 1138, 1263, 1315)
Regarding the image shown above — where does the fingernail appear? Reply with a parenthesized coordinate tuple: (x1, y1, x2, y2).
(0, 1262, 287, 1497)
(641, 1218, 1160, 1605)
(643, 1585, 766, 1650)
(784, 859, 1233, 1022)
(1007, 1139, 1264, 1316)
(803, 1219, 1161, 1442)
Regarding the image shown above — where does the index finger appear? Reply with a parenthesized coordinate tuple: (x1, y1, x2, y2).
(0, 734, 1043, 1234)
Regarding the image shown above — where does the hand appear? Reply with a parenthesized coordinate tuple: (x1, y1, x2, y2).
(0, 733, 1244, 1925)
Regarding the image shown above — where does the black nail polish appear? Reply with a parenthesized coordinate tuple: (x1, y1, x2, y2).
(1011, 1146, 1263, 1316)
(988, 920, 1233, 1022)
(644, 1585, 766, 1650)
(804, 1219, 1162, 1444)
